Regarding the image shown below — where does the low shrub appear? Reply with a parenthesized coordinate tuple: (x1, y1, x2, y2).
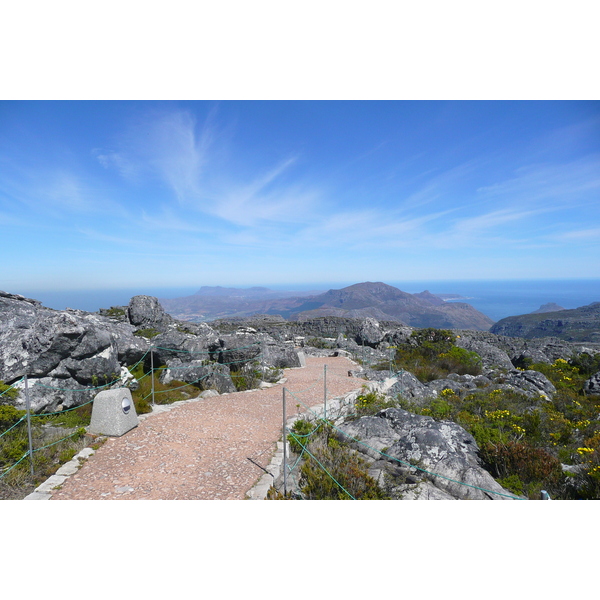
(479, 440, 563, 498)
(0, 405, 26, 429)
(391, 329, 482, 382)
(133, 328, 161, 339)
(128, 363, 200, 412)
(355, 391, 396, 417)
(0, 380, 19, 402)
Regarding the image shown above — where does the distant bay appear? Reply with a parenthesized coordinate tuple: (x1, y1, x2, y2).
(15, 278, 600, 324)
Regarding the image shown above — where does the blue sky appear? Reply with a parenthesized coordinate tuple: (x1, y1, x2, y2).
(1, 100, 599, 293)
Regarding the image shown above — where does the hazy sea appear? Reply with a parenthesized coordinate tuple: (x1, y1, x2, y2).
(15, 279, 600, 323)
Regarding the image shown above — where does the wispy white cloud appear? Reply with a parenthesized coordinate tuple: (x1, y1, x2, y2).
(77, 227, 148, 247)
(138, 209, 214, 233)
(92, 148, 140, 181)
(552, 227, 600, 242)
(213, 179, 321, 228)
(399, 160, 480, 210)
(95, 109, 324, 230)
(450, 207, 544, 236)
(476, 155, 600, 207)
(95, 109, 215, 202)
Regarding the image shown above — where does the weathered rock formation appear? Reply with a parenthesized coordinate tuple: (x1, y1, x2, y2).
(336, 408, 516, 499)
(490, 302, 600, 342)
(0, 291, 303, 413)
(584, 372, 600, 394)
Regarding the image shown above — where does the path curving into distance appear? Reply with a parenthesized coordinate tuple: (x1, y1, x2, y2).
(49, 355, 365, 500)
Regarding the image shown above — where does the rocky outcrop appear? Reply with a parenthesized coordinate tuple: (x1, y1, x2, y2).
(531, 303, 565, 314)
(454, 334, 514, 370)
(0, 291, 305, 413)
(584, 372, 600, 394)
(490, 302, 600, 342)
(0, 293, 148, 412)
(356, 317, 386, 348)
(454, 330, 600, 367)
(370, 367, 556, 405)
(385, 371, 431, 405)
(159, 359, 237, 394)
(127, 295, 174, 332)
(491, 369, 556, 398)
(336, 408, 516, 500)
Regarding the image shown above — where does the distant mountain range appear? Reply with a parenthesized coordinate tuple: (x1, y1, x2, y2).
(159, 282, 495, 331)
(490, 302, 600, 342)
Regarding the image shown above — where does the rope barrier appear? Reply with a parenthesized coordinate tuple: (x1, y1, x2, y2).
(2, 343, 524, 499)
(0, 340, 269, 482)
(31, 429, 83, 453)
(282, 382, 525, 500)
(0, 416, 27, 439)
(287, 429, 356, 499)
(0, 452, 30, 479)
(0, 377, 24, 397)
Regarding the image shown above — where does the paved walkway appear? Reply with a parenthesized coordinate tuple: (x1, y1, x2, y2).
(46, 356, 365, 500)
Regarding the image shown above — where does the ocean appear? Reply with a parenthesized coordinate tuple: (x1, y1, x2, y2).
(14, 279, 600, 324)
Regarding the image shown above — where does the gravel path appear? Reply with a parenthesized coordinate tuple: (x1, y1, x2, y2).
(49, 356, 365, 500)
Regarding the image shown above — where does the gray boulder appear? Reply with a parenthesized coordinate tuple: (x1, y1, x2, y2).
(386, 371, 431, 405)
(209, 333, 262, 365)
(455, 335, 513, 370)
(151, 327, 219, 365)
(209, 333, 301, 370)
(420, 369, 555, 400)
(337, 408, 516, 500)
(260, 338, 302, 369)
(383, 325, 415, 347)
(12, 376, 97, 413)
(159, 359, 236, 394)
(0, 293, 148, 411)
(425, 376, 479, 397)
(584, 372, 600, 395)
(1, 294, 144, 409)
(127, 295, 173, 331)
(492, 369, 556, 398)
(356, 318, 386, 348)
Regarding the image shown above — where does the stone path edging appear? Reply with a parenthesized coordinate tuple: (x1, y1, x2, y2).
(23, 356, 367, 501)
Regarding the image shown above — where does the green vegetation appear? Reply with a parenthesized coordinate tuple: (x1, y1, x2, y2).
(133, 328, 161, 339)
(395, 356, 600, 499)
(0, 405, 26, 429)
(389, 329, 482, 382)
(127, 362, 202, 413)
(354, 390, 398, 417)
(306, 337, 336, 349)
(36, 403, 93, 428)
(1, 417, 88, 492)
(91, 373, 119, 388)
(230, 361, 262, 391)
(286, 420, 389, 499)
(0, 380, 19, 402)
